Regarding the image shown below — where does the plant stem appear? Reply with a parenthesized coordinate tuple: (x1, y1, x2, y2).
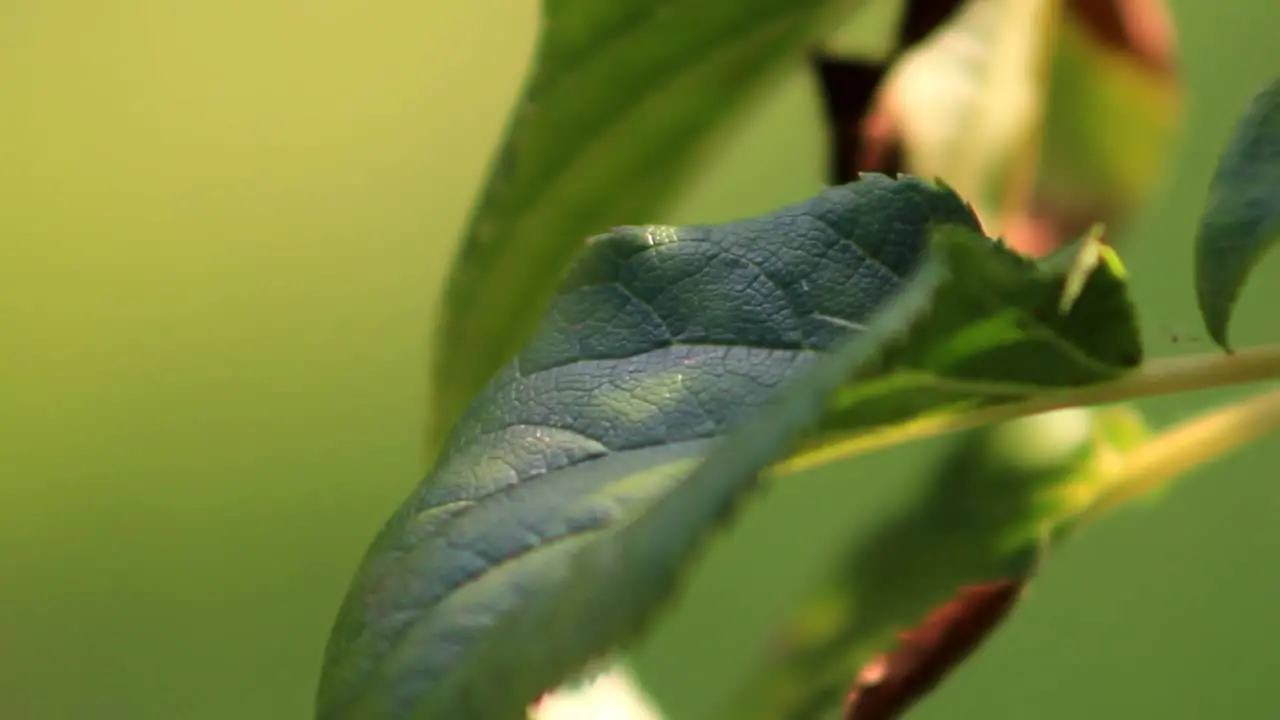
(1069, 345, 1280, 407)
(1083, 386, 1280, 520)
(776, 344, 1280, 474)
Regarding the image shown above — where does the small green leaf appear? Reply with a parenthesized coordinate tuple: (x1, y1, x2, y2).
(318, 176, 1141, 720)
(719, 406, 1150, 720)
(1195, 77, 1280, 352)
(429, 0, 871, 453)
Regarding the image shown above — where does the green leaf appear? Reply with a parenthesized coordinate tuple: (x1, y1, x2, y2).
(718, 406, 1151, 720)
(1195, 77, 1280, 352)
(318, 176, 1141, 720)
(429, 0, 868, 453)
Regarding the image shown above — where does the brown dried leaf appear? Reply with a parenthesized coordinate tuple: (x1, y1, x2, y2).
(844, 580, 1024, 720)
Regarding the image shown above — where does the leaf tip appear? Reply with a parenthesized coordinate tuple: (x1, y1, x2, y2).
(1056, 225, 1111, 315)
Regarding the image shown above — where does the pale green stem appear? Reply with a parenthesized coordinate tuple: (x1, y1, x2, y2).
(1083, 386, 1280, 520)
(776, 344, 1280, 475)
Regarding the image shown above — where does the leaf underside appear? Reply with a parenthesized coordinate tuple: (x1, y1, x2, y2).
(843, 580, 1025, 720)
(318, 175, 1141, 720)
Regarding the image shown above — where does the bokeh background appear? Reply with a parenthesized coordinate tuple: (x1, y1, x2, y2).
(2, 1, 1278, 718)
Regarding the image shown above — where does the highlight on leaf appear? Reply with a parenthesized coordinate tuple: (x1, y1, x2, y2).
(843, 580, 1023, 720)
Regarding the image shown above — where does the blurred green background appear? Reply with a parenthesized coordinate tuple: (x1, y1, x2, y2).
(1, 1, 1277, 718)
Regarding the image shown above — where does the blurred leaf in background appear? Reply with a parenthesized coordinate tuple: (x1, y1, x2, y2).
(720, 406, 1149, 720)
(818, 0, 1181, 255)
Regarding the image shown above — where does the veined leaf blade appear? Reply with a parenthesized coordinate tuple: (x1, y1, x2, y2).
(430, 0, 869, 451)
(318, 176, 1141, 720)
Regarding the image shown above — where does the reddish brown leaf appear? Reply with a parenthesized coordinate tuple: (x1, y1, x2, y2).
(844, 580, 1025, 720)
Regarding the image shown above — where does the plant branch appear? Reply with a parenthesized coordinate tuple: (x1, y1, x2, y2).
(776, 344, 1280, 475)
(1083, 385, 1280, 520)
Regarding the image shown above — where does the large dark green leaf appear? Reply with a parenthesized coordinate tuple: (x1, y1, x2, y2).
(429, 0, 868, 452)
(1195, 77, 1280, 351)
(318, 175, 1140, 720)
